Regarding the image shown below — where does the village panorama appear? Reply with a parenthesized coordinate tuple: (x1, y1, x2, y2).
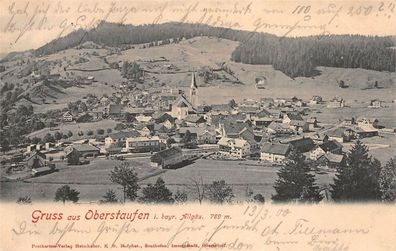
(0, 22, 395, 204)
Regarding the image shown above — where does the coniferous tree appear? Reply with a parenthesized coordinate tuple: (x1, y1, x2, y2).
(272, 149, 323, 202)
(109, 162, 140, 203)
(139, 177, 174, 204)
(101, 189, 118, 203)
(379, 157, 396, 202)
(331, 140, 382, 201)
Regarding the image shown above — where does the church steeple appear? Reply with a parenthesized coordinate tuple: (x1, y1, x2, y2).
(189, 72, 198, 107)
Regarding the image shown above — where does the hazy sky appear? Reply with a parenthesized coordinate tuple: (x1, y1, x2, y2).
(1, 0, 395, 54)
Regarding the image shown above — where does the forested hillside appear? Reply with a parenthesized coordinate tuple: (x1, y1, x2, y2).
(34, 22, 395, 78)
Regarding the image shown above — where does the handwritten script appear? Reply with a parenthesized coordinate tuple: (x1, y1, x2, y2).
(0, 0, 395, 52)
(6, 204, 385, 251)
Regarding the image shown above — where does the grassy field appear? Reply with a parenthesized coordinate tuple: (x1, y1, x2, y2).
(27, 119, 119, 140)
(0, 158, 335, 203)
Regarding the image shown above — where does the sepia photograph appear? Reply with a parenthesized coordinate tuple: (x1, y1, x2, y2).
(0, 0, 395, 250)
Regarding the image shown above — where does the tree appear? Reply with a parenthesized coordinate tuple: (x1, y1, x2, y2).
(378, 157, 396, 202)
(253, 194, 265, 203)
(139, 177, 174, 203)
(109, 162, 140, 203)
(331, 140, 382, 201)
(272, 149, 323, 202)
(97, 129, 105, 135)
(185, 176, 206, 204)
(43, 133, 55, 143)
(101, 189, 118, 203)
(206, 180, 234, 204)
(54, 131, 63, 141)
(31, 137, 42, 144)
(87, 130, 93, 136)
(107, 128, 112, 133)
(67, 150, 80, 165)
(67, 131, 73, 138)
(0, 138, 10, 153)
(182, 130, 192, 143)
(17, 196, 32, 204)
(54, 185, 80, 204)
(174, 189, 188, 204)
(228, 99, 237, 108)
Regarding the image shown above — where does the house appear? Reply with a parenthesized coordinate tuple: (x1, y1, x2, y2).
(282, 113, 303, 124)
(104, 104, 126, 118)
(184, 114, 206, 127)
(317, 153, 345, 169)
(369, 99, 383, 108)
(250, 109, 273, 127)
(255, 76, 267, 89)
(26, 151, 46, 169)
(260, 143, 291, 163)
(125, 136, 161, 153)
(325, 127, 355, 143)
(357, 118, 379, 128)
(135, 115, 154, 124)
(150, 147, 184, 168)
(307, 117, 319, 131)
(218, 137, 251, 159)
(64, 144, 100, 158)
(62, 111, 74, 122)
(309, 95, 323, 105)
(267, 122, 294, 136)
(105, 131, 141, 148)
(353, 126, 379, 139)
(309, 140, 343, 160)
(289, 120, 309, 133)
(280, 137, 315, 153)
(327, 97, 345, 108)
(197, 129, 217, 144)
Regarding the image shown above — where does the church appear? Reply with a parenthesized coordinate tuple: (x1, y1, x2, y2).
(170, 72, 199, 120)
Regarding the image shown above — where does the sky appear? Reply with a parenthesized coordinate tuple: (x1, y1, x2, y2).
(0, 0, 395, 54)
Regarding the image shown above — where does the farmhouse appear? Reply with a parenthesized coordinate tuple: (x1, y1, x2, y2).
(65, 144, 100, 158)
(150, 147, 184, 168)
(62, 111, 74, 122)
(218, 137, 251, 159)
(369, 99, 383, 108)
(280, 137, 315, 153)
(26, 151, 46, 169)
(317, 153, 345, 169)
(327, 97, 345, 108)
(307, 117, 319, 131)
(267, 122, 294, 136)
(309, 140, 343, 160)
(309, 96, 323, 105)
(255, 76, 267, 89)
(260, 143, 291, 163)
(325, 127, 355, 143)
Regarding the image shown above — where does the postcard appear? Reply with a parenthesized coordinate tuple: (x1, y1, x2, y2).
(0, 0, 395, 250)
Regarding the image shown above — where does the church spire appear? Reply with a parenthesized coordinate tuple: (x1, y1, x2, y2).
(191, 72, 198, 89)
(189, 72, 198, 108)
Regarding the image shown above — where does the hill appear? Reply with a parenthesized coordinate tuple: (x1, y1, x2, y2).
(33, 22, 395, 78)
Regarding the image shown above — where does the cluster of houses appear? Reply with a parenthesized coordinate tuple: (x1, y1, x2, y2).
(8, 73, 393, 177)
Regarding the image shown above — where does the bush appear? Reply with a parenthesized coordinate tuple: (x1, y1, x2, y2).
(97, 129, 105, 135)
(87, 130, 93, 136)
(107, 128, 112, 133)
